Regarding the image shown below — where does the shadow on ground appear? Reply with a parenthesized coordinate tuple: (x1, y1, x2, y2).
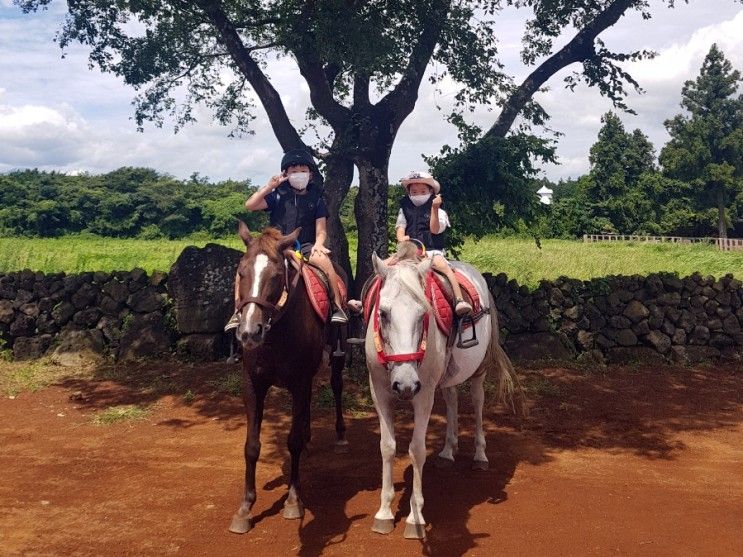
(52, 356, 741, 556)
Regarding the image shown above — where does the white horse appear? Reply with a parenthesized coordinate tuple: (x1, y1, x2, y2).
(365, 250, 521, 539)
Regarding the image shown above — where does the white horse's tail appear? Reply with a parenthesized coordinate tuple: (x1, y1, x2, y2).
(480, 294, 527, 418)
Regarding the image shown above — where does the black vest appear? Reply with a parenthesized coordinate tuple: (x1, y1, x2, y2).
(400, 195, 445, 251)
(269, 184, 322, 245)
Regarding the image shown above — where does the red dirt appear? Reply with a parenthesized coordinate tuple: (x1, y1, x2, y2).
(1, 362, 741, 556)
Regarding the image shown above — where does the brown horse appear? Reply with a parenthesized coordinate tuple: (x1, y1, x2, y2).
(228, 222, 348, 534)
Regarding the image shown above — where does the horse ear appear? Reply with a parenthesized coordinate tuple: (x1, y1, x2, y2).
(417, 256, 432, 276)
(238, 220, 252, 246)
(278, 227, 301, 251)
(372, 252, 388, 277)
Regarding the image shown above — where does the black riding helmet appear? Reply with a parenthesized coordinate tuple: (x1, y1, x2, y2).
(280, 148, 324, 191)
(281, 148, 315, 171)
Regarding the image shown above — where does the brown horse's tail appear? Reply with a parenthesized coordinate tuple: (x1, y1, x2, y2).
(480, 293, 527, 418)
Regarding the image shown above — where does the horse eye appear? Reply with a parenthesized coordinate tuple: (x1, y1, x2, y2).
(379, 308, 389, 321)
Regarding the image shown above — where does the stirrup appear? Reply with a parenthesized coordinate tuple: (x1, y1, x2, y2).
(456, 314, 479, 349)
(224, 311, 240, 332)
(331, 306, 348, 324)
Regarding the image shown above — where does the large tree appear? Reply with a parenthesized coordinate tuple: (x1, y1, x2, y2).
(19, 0, 737, 289)
(660, 44, 743, 238)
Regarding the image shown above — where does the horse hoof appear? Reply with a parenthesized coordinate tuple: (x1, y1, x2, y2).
(435, 456, 454, 469)
(283, 502, 304, 520)
(472, 459, 489, 471)
(334, 440, 350, 454)
(404, 522, 426, 539)
(228, 513, 253, 534)
(372, 518, 395, 534)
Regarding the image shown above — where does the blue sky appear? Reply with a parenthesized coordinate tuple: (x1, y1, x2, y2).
(1, 1, 742, 186)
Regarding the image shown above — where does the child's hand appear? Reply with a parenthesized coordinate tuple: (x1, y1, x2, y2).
(432, 194, 443, 208)
(267, 173, 288, 190)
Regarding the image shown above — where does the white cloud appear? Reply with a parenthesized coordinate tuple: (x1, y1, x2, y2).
(0, 1, 742, 187)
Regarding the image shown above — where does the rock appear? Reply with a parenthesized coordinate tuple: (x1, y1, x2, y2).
(722, 315, 741, 334)
(99, 295, 122, 316)
(623, 300, 649, 323)
(73, 307, 102, 328)
(36, 313, 59, 335)
(709, 333, 734, 348)
(576, 330, 594, 351)
(130, 268, 148, 283)
(96, 315, 122, 344)
(51, 302, 75, 326)
(102, 280, 129, 304)
(15, 289, 34, 305)
(0, 300, 14, 324)
(644, 331, 671, 354)
(116, 313, 172, 361)
(632, 320, 651, 336)
(150, 270, 168, 286)
(564, 305, 582, 321)
(503, 332, 575, 362)
(689, 326, 710, 345)
(672, 328, 687, 345)
(167, 243, 242, 334)
(658, 292, 681, 306)
(176, 334, 231, 361)
(608, 347, 666, 365)
(126, 286, 164, 313)
(719, 347, 742, 362)
(678, 310, 696, 333)
(615, 329, 637, 347)
(20, 303, 39, 317)
(71, 283, 99, 309)
(665, 307, 682, 324)
(576, 349, 606, 368)
(660, 320, 676, 336)
(669, 345, 687, 364)
(596, 334, 616, 350)
(13, 335, 53, 360)
(10, 314, 36, 337)
(609, 315, 631, 329)
(617, 290, 634, 303)
(51, 330, 106, 367)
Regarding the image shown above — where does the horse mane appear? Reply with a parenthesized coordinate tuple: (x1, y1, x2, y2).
(248, 227, 286, 258)
(387, 260, 431, 310)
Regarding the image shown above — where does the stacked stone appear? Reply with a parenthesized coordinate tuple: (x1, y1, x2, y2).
(485, 272, 743, 365)
(0, 268, 171, 363)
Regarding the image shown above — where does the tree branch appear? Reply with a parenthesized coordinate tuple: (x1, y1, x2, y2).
(197, 0, 304, 150)
(376, 0, 450, 130)
(486, 0, 637, 139)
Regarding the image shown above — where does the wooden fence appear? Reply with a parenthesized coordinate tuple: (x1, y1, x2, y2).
(583, 234, 743, 251)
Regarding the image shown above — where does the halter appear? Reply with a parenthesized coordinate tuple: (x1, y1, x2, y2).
(372, 281, 430, 366)
(236, 251, 303, 327)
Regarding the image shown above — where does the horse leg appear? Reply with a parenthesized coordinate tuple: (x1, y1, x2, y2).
(470, 372, 489, 471)
(405, 388, 436, 539)
(283, 387, 311, 520)
(229, 374, 268, 534)
(369, 374, 396, 535)
(436, 385, 458, 468)
(330, 353, 349, 453)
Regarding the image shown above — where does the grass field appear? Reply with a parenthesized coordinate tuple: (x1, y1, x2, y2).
(0, 234, 741, 288)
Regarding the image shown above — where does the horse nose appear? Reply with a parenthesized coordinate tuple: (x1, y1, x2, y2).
(392, 381, 418, 401)
(241, 323, 263, 344)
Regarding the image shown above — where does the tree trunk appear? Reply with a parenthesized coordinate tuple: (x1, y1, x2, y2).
(323, 154, 355, 285)
(354, 155, 391, 293)
(717, 190, 727, 239)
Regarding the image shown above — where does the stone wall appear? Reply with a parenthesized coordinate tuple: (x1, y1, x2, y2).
(486, 272, 743, 365)
(1, 252, 741, 365)
(0, 268, 171, 363)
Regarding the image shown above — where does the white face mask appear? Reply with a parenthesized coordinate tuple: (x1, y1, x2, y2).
(288, 172, 310, 190)
(409, 194, 431, 207)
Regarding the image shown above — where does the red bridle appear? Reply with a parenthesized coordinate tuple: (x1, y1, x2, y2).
(372, 287, 430, 366)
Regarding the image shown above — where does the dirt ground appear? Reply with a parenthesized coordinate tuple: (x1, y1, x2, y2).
(1, 360, 741, 557)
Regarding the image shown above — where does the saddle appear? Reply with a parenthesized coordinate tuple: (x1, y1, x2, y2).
(362, 269, 483, 339)
(300, 262, 348, 323)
